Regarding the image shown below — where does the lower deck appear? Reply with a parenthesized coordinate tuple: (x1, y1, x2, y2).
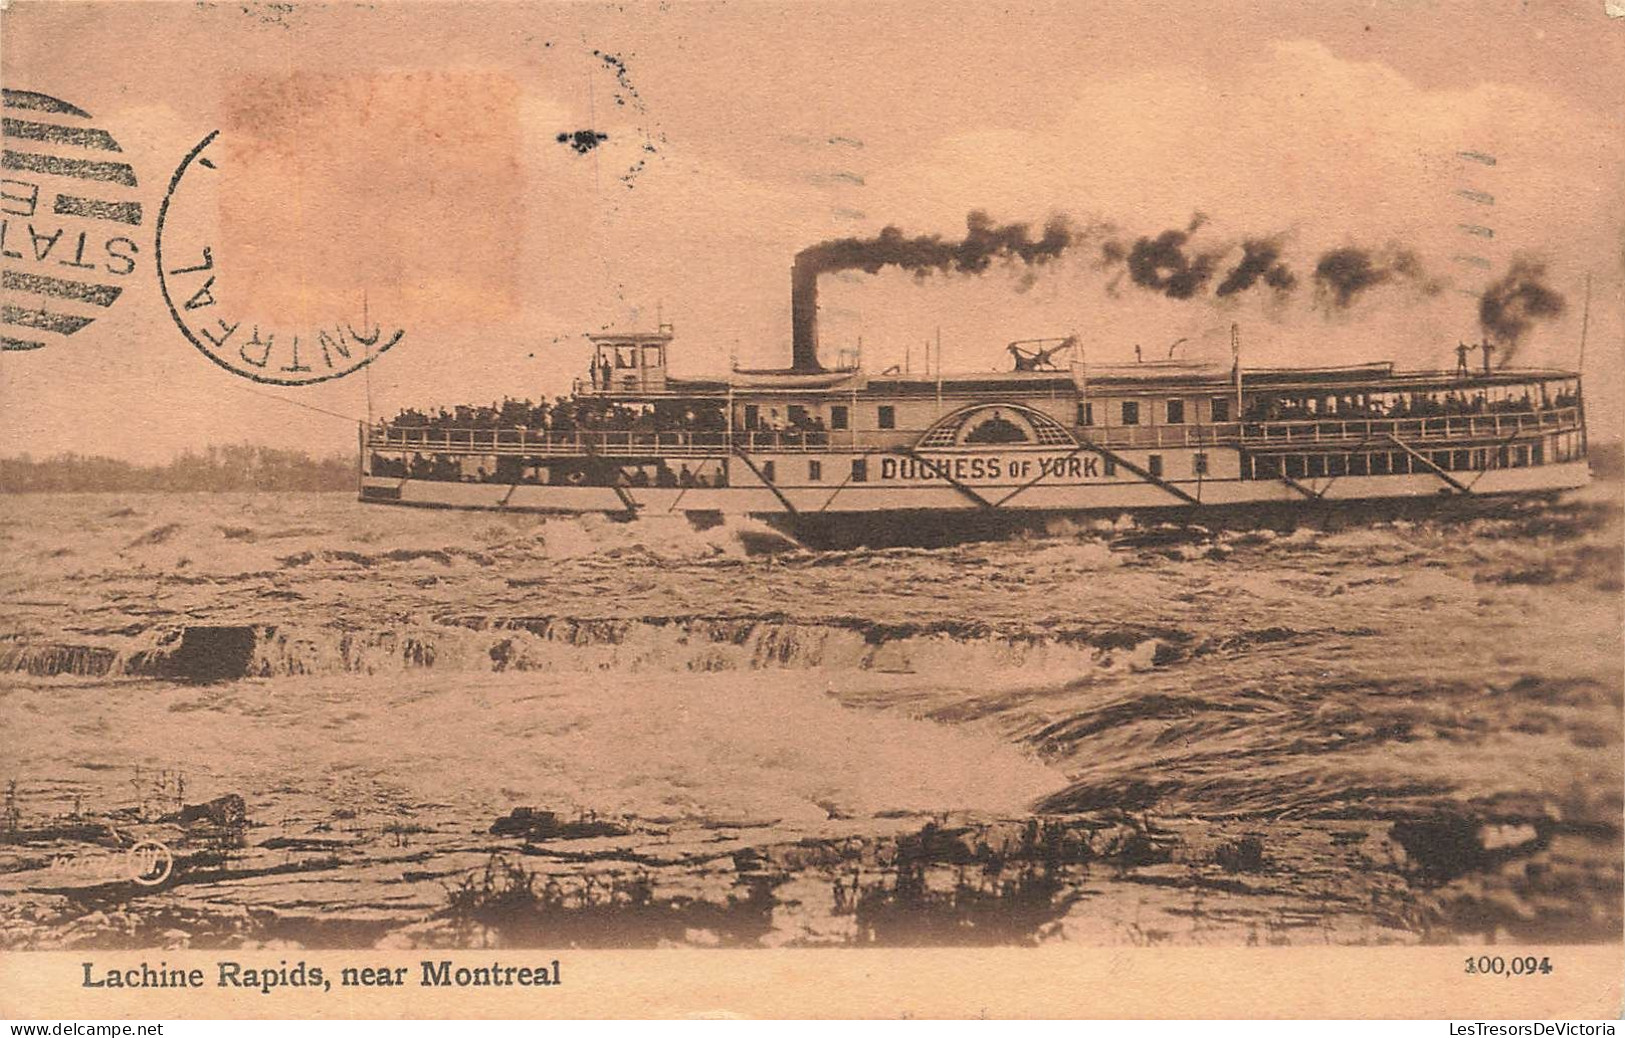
(360, 455, 1590, 517)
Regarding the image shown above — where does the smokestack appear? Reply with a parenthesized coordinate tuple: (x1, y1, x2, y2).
(790, 260, 822, 372)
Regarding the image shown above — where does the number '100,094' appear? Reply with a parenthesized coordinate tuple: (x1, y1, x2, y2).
(1464, 956, 1553, 976)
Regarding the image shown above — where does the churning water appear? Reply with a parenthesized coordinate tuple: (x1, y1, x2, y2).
(0, 482, 1619, 948)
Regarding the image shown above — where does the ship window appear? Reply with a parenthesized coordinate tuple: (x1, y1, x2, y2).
(808, 460, 823, 482)
(1211, 397, 1231, 423)
(1350, 454, 1369, 476)
(761, 461, 776, 483)
(788, 405, 809, 426)
(830, 405, 848, 430)
(744, 404, 760, 429)
(1103, 455, 1117, 477)
(851, 458, 868, 482)
(1077, 402, 1095, 426)
(616, 346, 638, 368)
(1307, 455, 1325, 478)
(1193, 452, 1209, 476)
(641, 345, 663, 367)
(1121, 401, 1140, 426)
(1166, 400, 1186, 425)
(1148, 454, 1163, 478)
(878, 405, 896, 429)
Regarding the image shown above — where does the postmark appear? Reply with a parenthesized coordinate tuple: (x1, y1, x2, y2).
(0, 88, 144, 353)
(154, 129, 404, 386)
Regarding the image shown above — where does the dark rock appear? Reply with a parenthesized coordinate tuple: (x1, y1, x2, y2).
(161, 627, 261, 683)
(173, 794, 248, 829)
(1389, 817, 1551, 883)
(491, 807, 629, 841)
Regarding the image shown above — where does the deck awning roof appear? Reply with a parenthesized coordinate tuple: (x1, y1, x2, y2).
(653, 363, 1577, 399)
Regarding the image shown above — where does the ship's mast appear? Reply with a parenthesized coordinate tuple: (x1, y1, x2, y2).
(1578, 272, 1591, 371)
(935, 326, 943, 414)
(362, 288, 373, 430)
(1231, 323, 1243, 417)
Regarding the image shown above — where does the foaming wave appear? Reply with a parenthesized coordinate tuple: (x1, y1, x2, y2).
(1, 614, 1183, 683)
(7, 495, 804, 581)
(15, 670, 1069, 823)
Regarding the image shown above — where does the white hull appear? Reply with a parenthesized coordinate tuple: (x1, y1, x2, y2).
(360, 459, 1591, 517)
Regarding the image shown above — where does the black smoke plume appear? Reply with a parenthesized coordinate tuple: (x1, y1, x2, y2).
(790, 210, 1455, 369)
(1124, 227, 1223, 300)
(1479, 257, 1565, 364)
(794, 210, 1077, 281)
(1313, 246, 1439, 308)
(791, 210, 1080, 369)
(1216, 239, 1296, 297)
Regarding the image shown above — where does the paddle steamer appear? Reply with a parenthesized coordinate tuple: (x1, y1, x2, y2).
(358, 295, 1588, 533)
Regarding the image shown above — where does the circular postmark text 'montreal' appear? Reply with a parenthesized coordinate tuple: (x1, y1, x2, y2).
(155, 130, 404, 386)
(1, 89, 144, 353)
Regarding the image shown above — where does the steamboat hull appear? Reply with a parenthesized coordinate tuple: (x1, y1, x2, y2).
(359, 457, 1591, 546)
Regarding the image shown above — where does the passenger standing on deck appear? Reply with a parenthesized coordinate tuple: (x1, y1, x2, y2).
(1455, 341, 1471, 377)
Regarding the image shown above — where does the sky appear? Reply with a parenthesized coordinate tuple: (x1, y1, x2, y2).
(2, 0, 1622, 462)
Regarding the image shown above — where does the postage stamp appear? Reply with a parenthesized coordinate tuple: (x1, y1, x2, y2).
(0, 0, 1621, 1025)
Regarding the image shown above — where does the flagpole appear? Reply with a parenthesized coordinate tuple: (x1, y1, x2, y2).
(935, 326, 943, 415)
(1231, 323, 1243, 418)
(1578, 273, 1591, 371)
(363, 289, 373, 428)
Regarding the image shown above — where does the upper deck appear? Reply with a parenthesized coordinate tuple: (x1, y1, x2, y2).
(373, 341, 1584, 460)
(369, 404, 1583, 458)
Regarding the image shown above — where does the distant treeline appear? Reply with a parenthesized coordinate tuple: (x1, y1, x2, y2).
(0, 445, 354, 493)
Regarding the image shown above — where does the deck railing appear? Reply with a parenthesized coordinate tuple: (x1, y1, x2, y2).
(367, 427, 820, 457)
(1084, 407, 1581, 449)
(366, 407, 1582, 458)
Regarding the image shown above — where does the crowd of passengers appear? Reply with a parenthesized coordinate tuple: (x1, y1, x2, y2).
(381, 397, 832, 444)
(367, 451, 728, 488)
(385, 397, 726, 435)
(1243, 388, 1578, 423)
